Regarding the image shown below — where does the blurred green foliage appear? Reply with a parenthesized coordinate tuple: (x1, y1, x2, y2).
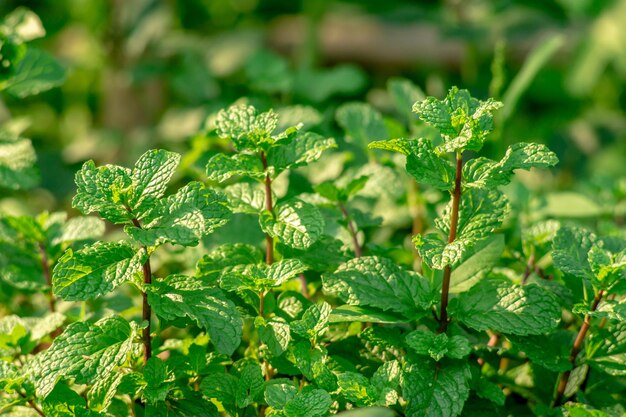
(0, 0, 624, 215)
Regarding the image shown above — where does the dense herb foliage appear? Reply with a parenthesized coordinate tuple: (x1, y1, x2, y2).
(1, 6, 626, 417)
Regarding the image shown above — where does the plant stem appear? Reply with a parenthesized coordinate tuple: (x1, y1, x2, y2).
(260, 152, 274, 265)
(131, 216, 153, 364)
(339, 203, 362, 258)
(18, 391, 45, 417)
(438, 152, 463, 333)
(553, 289, 605, 406)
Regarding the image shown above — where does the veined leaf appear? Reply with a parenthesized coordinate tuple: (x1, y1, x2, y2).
(196, 243, 263, 283)
(268, 132, 336, 174)
(52, 242, 145, 301)
(417, 189, 508, 269)
(369, 138, 454, 190)
(322, 256, 432, 318)
(464, 143, 558, 189)
(147, 274, 243, 355)
(258, 317, 290, 356)
(283, 386, 332, 417)
(259, 198, 324, 250)
(28, 316, 133, 398)
(405, 330, 471, 361)
(449, 277, 561, 335)
(205, 153, 264, 183)
(224, 182, 272, 214)
(125, 182, 231, 247)
(552, 226, 596, 280)
(412, 86, 502, 153)
(291, 302, 332, 340)
(235, 362, 265, 408)
(129, 149, 180, 218)
(72, 160, 134, 224)
(215, 104, 278, 151)
(403, 360, 471, 417)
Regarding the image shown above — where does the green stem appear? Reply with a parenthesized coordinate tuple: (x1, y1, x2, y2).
(553, 289, 605, 406)
(438, 152, 463, 333)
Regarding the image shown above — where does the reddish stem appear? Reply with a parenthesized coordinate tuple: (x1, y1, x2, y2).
(260, 152, 274, 265)
(131, 216, 152, 363)
(339, 203, 362, 258)
(438, 153, 463, 333)
(553, 289, 605, 406)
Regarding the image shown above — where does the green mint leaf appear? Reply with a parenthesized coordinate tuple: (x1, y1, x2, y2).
(290, 342, 337, 391)
(125, 182, 231, 247)
(259, 198, 324, 250)
(29, 315, 133, 398)
(235, 362, 265, 408)
(403, 360, 471, 417)
(464, 143, 558, 189)
(412, 87, 502, 153)
(279, 236, 349, 272)
(224, 182, 273, 214)
(143, 357, 171, 404)
(336, 102, 389, 147)
(196, 243, 263, 284)
(449, 235, 505, 293)
(267, 258, 308, 286)
(450, 277, 561, 335)
(588, 246, 626, 290)
(42, 381, 102, 417)
(322, 256, 432, 318)
(215, 104, 278, 151)
(201, 373, 238, 414)
(336, 408, 396, 417)
(0, 130, 38, 190)
(552, 226, 597, 280)
(283, 386, 332, 417)
(508, 331, 573, 372)
(371, 360, 401, 406)
(264, 379, 297, 410)
(3, 48, 66, 98)
(337, 372, 374, 406)
(205, 153, 264, 183)
(88, 372, 124, 412)
(405, 329, 471, 361)
(329, 305, 407, 324)
(0, 240, 44, 290)
(72, 161, 134, 224)
(257, 316, 291, 356)
(147, 275, 242, 355)
(52, 242, 145, 301)
(291, 302, 332, 340)
(267, 132, 336, 174)
(369, 138, 454, 190)
(128, 149, 180, 218)
(417, 189, 508, 269)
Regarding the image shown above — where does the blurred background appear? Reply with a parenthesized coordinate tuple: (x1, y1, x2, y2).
(1, 0, 625, 217)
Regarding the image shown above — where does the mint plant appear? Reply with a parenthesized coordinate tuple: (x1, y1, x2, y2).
(2, 72, 625, 415)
